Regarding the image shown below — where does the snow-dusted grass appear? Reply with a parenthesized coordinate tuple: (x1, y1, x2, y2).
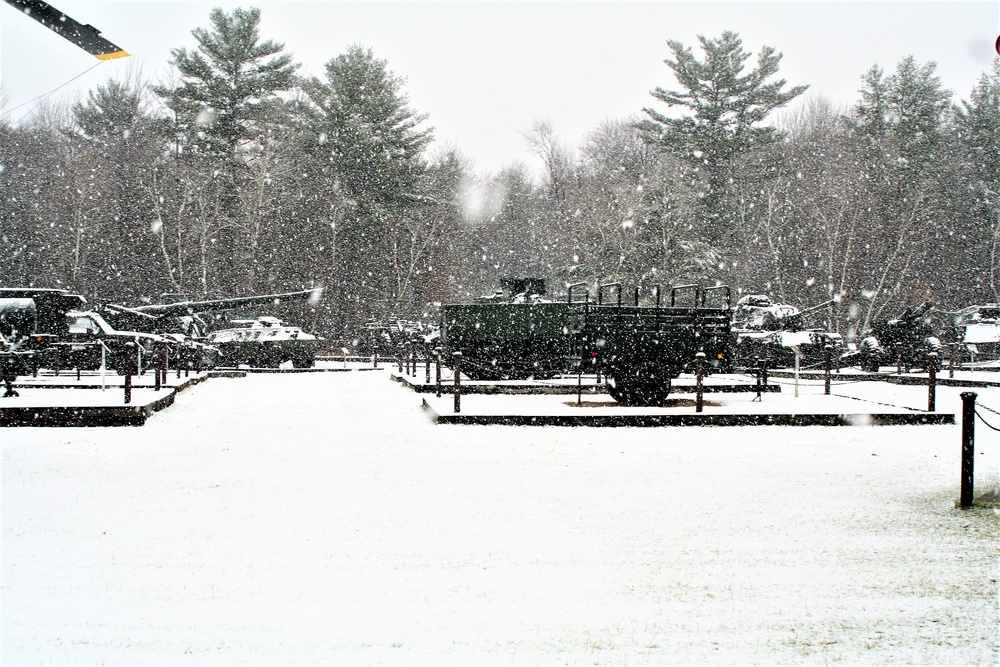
(2, 370, 998, 665)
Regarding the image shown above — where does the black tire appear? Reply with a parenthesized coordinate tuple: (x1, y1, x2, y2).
(606, 366, 672, 406)
(292, 356, 314, 369)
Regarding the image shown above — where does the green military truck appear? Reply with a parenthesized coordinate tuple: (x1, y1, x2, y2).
(439, 279, 734, 405)
(576, 283, 733, 405)
(439, 278, 582, 380)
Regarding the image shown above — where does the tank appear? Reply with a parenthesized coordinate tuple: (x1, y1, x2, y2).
(204, 316, 323, 368)
(730, 295, 842, 369)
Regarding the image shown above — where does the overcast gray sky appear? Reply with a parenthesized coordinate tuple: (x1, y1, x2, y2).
(1, 1, 997, 173)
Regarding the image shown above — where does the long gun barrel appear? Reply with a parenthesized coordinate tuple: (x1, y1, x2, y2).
(109, 288, 322, 318)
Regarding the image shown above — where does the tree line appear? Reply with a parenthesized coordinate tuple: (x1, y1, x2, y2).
(1, 7, 997, 345)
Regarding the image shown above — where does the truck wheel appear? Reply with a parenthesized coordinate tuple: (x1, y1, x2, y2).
(292, 356, 314, 369)
(607, 367, 671, 406)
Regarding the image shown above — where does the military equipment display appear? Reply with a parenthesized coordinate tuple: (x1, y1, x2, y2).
(439, 278, 580, 380)
(941, 303, 1000, 364)
(439, 279, 734, 406)
(204, 316, 323, 368)
(61, 310, 167, 374)
(730, 295, 841, 368)
(0, 288, 89, 395)
(856, 301, 942, 372)
(98, 288, 322, 370)
(577, 283, 733, 406)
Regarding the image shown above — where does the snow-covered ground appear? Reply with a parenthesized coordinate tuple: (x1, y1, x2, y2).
(2, 369, 998, 665)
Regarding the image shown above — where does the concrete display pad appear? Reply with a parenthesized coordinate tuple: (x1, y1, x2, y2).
(1, 373, 206, 427)
(392, 371, 781, 395)
(414, 373, 956, 427)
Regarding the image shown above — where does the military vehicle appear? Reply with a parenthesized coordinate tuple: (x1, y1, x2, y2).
(577, 282, 734, 405)
(939, 303, 1000, 364)
(855, 301, 942, 372)
(61, 310, 167, 375)
(439, 278, 734, 405)
(204, 316, 323, 368)
(730, 295, 842, 369)
(96, 288, 322, 370)
(0, 288, 90, 393)
(357, 317, 436, 358)
(1, 332, 33, 397)
(439, 278, 580, 380)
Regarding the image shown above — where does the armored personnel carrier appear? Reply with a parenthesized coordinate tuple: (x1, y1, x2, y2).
(204, 316, 323, 368)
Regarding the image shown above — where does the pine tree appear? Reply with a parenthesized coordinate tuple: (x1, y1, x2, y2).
(152, 7, 299, 294)
(638, 30, 807, 244)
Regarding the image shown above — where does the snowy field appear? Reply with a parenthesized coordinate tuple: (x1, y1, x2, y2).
(2, 369, 998, 665)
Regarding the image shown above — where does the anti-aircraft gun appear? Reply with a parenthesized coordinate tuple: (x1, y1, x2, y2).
(730, 295, 841, 368)
(98, 288, 324, 370)
(856, 301, 942, 372)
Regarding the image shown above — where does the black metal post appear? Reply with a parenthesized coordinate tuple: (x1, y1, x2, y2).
(123, 343, 134, 404)
(154, 343, 162, 392)
(927, 352, 937, 412)
(373, 349, 379, 369)
(824, 344, 832, 395)
(160, 343, 168, 383)
(960, 392, 976, 508)
(425, 343, 431, 384)
(435, 347, 442, 397)
(949, 343, 956, 379)
(695, 351, 706, 413)
(397, 345, 403, 373)
(453, 351, 462, 413)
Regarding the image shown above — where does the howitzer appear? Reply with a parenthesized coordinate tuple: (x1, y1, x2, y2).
(99, 288, 322, 338)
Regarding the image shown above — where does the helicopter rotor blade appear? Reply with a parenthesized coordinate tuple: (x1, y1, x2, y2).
(3, 0, 129, 60)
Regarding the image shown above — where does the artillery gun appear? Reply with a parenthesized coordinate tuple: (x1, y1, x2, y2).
(97, 288, 322, 370)
(730, 295, 842, 369)
(856, 301, 942, 372)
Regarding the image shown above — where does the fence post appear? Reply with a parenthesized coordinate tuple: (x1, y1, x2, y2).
(397, 345, 403, 373)
(453, 351, 462, 413)
(435, 347, 442, 397)
(949, 343, 956, 379)
(927, 352, 938, 412)
(960, 392, 977, 508)
(425, 342, 431, 384)
(123, 342, 134, 405)
(824, 344, 832, 395)
(154, 342, 162, 392)
(695, 351, 706, 413)
(373, 349, 379, 369)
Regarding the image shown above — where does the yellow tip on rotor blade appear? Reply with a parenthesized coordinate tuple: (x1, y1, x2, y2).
(95, 50, 130, 60)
